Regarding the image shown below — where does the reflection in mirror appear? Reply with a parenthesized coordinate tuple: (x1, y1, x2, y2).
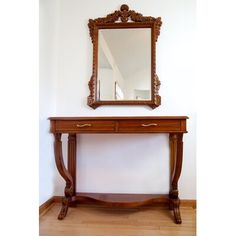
(97, 28, 151, 101)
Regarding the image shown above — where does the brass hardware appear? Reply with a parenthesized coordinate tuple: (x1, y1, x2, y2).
(76, 124, 92, 128)
(141, 123, 158, 127)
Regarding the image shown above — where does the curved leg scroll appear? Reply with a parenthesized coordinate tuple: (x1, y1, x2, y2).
(58, 197, 70, 220)
(169, 133, 183, 224)
(172, 198, 182, 224)
(54, 133, 74, 220)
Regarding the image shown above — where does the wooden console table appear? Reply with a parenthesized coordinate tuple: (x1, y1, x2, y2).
(49, 116, 188, 224)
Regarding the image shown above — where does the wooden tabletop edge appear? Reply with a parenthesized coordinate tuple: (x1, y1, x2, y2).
(48, 116, 189, 120)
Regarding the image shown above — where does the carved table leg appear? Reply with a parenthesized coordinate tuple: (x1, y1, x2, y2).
(68, 134, 77, 207)
(54, 133, 74, 220)
(169, 133, 183, 224)
(172, 198, 181, 224)
(59, 196, 70, 220)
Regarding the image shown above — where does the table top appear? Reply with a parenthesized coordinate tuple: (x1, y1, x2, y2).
(49, 116, 189, 120)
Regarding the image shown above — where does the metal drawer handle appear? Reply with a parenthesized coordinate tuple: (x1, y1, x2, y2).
(76, 124, 92, 128)
(141, 123, 158, 127)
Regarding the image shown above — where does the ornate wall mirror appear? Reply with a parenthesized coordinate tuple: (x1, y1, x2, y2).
(87, 4, 162, 109)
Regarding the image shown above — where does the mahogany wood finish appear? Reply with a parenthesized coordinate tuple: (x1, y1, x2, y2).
(87, 4, 162, 109)
(68, 134, 76, 196)
(49, 116, 188, 224)
(169, 133, 183, 223)
(54, 133, 74, 219)
(74, 193, 169, 208)
(72, 193, 196, 208)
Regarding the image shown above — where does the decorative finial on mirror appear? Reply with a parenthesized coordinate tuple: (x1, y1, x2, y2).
(120, 4, 129, 11)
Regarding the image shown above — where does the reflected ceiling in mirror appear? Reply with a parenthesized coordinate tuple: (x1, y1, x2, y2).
(98, 28, 151, 101)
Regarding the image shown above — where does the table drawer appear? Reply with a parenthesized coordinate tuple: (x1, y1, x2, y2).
(55, 120, 116, 133)
(118, 120, 181, 133)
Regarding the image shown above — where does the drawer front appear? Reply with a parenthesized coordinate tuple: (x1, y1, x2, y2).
(118, 120, 181, 133)
(55, 120, 116, 133)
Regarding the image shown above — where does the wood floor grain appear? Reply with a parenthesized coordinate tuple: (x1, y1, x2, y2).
(39, 203, 196, 236)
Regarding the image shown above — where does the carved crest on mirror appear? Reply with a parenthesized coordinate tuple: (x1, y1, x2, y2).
(87, 4, 162, 109)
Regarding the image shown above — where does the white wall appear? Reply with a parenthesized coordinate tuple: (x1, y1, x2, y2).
(39, 0, 60, 205)
(40, 0, 196, 202)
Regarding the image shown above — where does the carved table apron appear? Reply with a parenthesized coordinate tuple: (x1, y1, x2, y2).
(49, 116, 188, 224)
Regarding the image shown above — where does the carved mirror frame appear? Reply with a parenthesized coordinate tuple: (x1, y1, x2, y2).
(87, 4, 162, 109)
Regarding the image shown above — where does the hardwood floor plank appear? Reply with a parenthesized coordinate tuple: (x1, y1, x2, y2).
(39, 204, 196, 236)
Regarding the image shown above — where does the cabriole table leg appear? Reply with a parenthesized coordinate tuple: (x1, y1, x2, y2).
(169, 133, 183, 224)
(54, 133, 74, 220)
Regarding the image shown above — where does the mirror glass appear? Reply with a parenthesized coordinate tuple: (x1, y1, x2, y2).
(97, 28, 151, 101)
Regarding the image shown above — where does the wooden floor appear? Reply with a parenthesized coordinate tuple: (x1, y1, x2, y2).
(40, 203, 196, 236)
